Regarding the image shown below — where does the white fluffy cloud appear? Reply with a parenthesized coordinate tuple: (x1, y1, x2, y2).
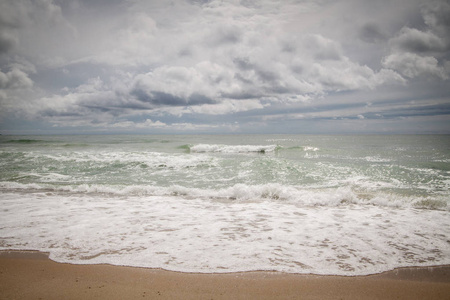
(382, 52, 448, 79)
(0, 67, 33, 90)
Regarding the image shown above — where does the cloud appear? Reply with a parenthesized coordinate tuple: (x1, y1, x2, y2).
(131, 90, 216, 107)
(206, 24, 243, 46)
(111, 119, 167, 129)
(0, 67, 33, 89)
(421, 0, 450, 36)
(0, 62, 36, 120)
(389, 27, 446, 54)
(0, 0, 75, 121)
(0, 0, 449, 134)
(0, 0, 74, 52)
(382, 52, 448, 79)
(381, 0, 450, 80)
(130, 64, 223, 107)
(0, 31, 17, 54)
(358, 23, 387, 44)
(186, 99, 267, 115)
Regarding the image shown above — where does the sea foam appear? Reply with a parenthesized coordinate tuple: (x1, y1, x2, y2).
(189, 144, 278, 153)
(0, 191, 449, 276)
(0, 181, 447, 210)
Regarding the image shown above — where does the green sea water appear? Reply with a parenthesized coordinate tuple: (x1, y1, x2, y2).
(0, 134, 449, 275)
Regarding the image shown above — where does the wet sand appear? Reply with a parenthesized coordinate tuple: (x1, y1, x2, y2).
(0, 251, 449, 299)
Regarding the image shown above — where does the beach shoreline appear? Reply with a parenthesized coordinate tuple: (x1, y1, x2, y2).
(1, 250, 449, 299)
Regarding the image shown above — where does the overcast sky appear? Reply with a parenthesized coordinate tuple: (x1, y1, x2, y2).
(1, 0, 449, 134)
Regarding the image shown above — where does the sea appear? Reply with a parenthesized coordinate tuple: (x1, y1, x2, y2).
(0, 134, 449, 276)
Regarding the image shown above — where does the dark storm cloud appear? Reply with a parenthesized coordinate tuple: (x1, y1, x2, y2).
(131, 89, 216, 107)
(232, 57, 282, 88)
(390, 27, 446, 54)
(381, 1, 450, 80)
(220, 90, 262, 100)
(0, 1, 24, 28)
(421, 0, 450, 34)
(40, 109, 83, 118)
(0, 1, 23, 54)
(0, 32, 17, 54)
(359, 23, 387, 44)
(374, 103, 450, 119)
(188, 93, 217, 105)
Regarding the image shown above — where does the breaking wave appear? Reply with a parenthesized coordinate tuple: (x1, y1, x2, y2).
(0, 181, 447, 210)
(189, 144, 279, 153)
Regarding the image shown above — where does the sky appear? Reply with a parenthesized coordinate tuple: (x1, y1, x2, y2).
(0, 0, 449, 135)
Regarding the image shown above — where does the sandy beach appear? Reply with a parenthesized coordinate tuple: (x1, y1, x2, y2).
(1, 251, 449, 300)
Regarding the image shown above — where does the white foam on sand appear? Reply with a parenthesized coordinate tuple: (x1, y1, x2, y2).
(0, 190, 449, 276)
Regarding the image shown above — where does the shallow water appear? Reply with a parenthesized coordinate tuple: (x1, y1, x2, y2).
(0, 134, 449, 275)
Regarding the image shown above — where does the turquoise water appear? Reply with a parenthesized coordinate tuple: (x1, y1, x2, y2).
(0, 134, 449, 275)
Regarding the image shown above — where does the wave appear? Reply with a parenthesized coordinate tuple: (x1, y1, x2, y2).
(302, 146, 319, 152)
(1, 181, 447, 210)
(189, 144, 279, 153)
(3, 139, 51, 144)
(11, 151, 219, 169)
(61, 143, 90, 148)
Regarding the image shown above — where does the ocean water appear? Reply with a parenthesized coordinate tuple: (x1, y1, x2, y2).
(0, 134, 449, 275)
